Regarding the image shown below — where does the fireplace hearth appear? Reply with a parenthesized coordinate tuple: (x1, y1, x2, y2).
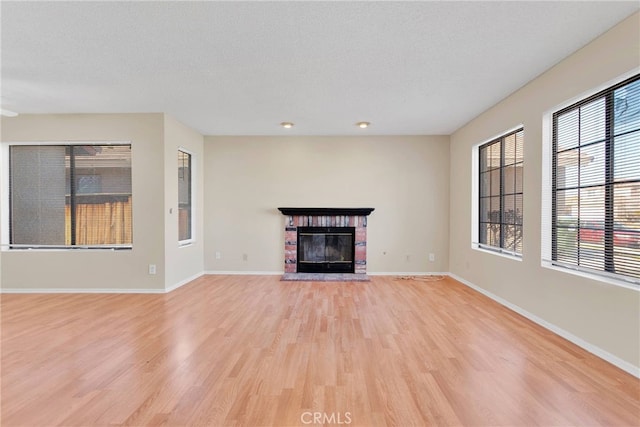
(277, 207, 374, 279)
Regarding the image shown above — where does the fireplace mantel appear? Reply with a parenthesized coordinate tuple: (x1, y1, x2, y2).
(277, 207, 374, 216)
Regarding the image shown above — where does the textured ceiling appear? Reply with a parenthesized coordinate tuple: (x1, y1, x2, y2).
(1, 1, 638, 135)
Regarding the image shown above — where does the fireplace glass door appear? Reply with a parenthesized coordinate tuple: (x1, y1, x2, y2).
(297, 227, 355, 273)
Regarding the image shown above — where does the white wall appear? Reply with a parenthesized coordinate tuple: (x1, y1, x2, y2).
(164, 114, 205, 290)
(449, 13, 640, 369)
(203, 136, 450, 273)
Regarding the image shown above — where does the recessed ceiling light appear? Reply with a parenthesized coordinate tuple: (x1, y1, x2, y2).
(280, 122, 294, 129)
(1, 108, 19, 117)
(356, 121, 370, 128)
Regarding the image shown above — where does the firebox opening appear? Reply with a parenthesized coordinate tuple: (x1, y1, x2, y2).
(297, 227, 355, 273)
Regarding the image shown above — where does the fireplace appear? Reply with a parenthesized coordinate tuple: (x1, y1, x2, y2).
(298, 227, 355, 273)
(277, 207, 374, 277)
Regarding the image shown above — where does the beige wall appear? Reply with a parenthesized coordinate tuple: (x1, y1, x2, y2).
(0, 113, 205, 291)
(449, 13, 640, 368)
(0, 12, 635, 373)
(0, 120, 3, 290)
(203, 136, 450, 273)
(164, 114, 205, 290)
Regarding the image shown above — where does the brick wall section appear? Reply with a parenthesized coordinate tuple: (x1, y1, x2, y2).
(283, 215, 368, 274)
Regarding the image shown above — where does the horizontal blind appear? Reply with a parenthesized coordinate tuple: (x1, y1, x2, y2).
(548, 74, 640, 284)
(9, 144, 133, 249)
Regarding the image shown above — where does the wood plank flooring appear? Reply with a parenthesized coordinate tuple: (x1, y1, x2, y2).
(1, 275, 639, 426)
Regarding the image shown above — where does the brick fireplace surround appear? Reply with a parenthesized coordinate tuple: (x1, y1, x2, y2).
(277, 208, 374, 279)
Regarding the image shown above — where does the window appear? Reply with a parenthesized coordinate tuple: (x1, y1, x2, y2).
(8, 144, 132, 249)
(550, 74, 640, 283)
(478, 128, 524, 256)
(178, 149, 192, 243)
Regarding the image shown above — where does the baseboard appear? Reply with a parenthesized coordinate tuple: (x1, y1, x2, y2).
(0, 287, 165, 294)
(448, 272, 640, 379)
(0, 273, 206, 294)
(0, 271, 205, 294)
(204, 271, 449, 277)
(166, 271, 205, 293)
(368, 271, 449, 276)
(204, 270, 284, 275)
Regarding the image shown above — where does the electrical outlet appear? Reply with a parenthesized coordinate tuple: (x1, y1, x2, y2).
(405, 254, 411, 262)
(148, 264, 156, 275)
(429, 253, 435, 262)
(215, 251, 221, 259)
(242, 253, 248, 261)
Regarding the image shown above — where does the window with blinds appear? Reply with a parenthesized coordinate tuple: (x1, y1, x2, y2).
(9, 144, 132, 249)
(478, 128, 524, 256)
(178, 150, 192, 243)
(550, 74, 640, 283)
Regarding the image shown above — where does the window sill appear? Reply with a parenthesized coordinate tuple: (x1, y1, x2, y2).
(472, 244, 522, 261)
(179, 240, 194, 248)
(542, 262, 639, 291)
(2, 246, 132, 252)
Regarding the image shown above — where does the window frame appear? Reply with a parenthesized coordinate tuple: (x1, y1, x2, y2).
(474, 127, 525, 258)
(178, 147, 194, 246)
(542, 71, 640, 287)
(1, 141, 133, 251)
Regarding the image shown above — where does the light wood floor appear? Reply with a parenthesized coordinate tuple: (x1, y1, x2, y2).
(1, 275, 639, 426)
